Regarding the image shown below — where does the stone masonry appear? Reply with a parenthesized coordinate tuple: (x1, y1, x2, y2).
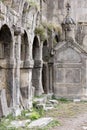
(0, 0, 87, 117)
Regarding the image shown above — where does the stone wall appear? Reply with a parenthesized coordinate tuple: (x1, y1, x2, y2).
(0, 0, 44, 116)
(1, 0, 87, 117)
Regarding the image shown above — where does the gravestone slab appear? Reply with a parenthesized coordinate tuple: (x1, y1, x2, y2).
(10, 120, 31, 128)
(28, 117, 53, 128)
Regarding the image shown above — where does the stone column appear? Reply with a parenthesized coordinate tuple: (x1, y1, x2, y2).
(13, 26, 24, 111)
(33, 43, 44, 96)
(9, 32, 15, 108)
(27, 63, 34, 108)
(24, 59, 34, 109)
(23, 40, 34, 108)
(15, 35, 21, 107)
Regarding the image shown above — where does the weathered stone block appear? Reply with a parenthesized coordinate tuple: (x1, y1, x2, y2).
(0, 89, 9, 117)
(28, 117, 53, 128)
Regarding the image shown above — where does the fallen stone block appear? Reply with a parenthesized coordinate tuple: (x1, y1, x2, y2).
(33, 97, 47, 104)
(49, 99, 59, 105)
(10, 119, 31, 128)
(44, 106, 54, 111)
(73, 99, 81, 103)
(28, 117, 53, 128)
(35, 103, 46, 110)
(82, 126, 87, 130)
(0, 89, 10, 117)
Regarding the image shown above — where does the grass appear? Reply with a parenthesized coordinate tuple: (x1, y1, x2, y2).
(44, 101, 87, 119)
(1, 101, 87, 130)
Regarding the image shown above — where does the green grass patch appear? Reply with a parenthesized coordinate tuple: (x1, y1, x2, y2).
(58, 98, 70, 103)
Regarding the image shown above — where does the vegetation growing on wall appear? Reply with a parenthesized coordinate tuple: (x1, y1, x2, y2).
(35, 25, 47, 41)
(27, 0, 40, 11)
(42, 22, 62, 35)
(35, 22, 62, 42)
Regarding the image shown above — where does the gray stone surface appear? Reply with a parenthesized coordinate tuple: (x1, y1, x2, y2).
(10, 120, 31, 128)
(0, 89, 9, 117)
(28, 117, 53, 128)
(1, 0, 87, 117)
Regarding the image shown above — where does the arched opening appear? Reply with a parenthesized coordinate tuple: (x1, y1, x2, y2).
(0, 25, 12, 59)
(53, 35, 59, 46)
(32, 36, 40, 60)
(55, 35, 59, 43)
(42, 40, 49, 94)
(42, 40, 48, 61)
(21, 31, 29, 62)
(0, 24, 12, 107)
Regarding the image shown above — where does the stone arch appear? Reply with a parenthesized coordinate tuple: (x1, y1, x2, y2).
(53, 34, 60, 47)
(55, 35, 59, 43)
(12, 0, 23, 11)
(0, 24, 12, 60)
(22, 2, 29, 26)
(42, 40, 48, 61)
(0, 24, 13, 107)
(21, 31, 29, 62)
(32, 36, 40, 60)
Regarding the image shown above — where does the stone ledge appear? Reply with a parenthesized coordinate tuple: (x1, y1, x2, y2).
(20, 60, 34, 68)
(0, 59, 15, 69)
(24, 60, 34, 68)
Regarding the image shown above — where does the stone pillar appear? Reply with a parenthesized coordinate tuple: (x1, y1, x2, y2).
(23, 41, 34, 108)
(13, 26, 24, 110)
(9, 32, 15, 108)
(15, 35, 21, 107)
(28, 66, 33, 108)
(33, 43, 44, 96)
(24, 60, 34, 109)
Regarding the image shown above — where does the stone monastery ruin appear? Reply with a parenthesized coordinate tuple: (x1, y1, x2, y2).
(0, 0, 87, 117)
